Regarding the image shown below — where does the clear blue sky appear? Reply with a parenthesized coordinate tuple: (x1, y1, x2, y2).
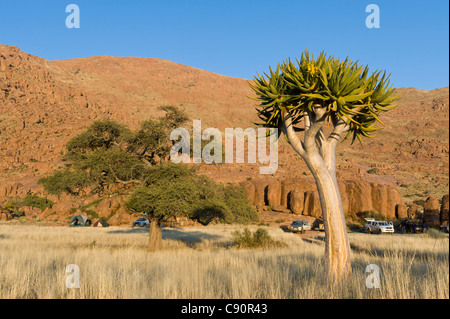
(0, 0, 448, 90)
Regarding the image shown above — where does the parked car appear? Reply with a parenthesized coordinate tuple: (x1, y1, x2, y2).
(364, 218, 394, 234)
(133, 217, 150, 227)
(301, 220, 311, 231)
(398, 219, 424, 234)
(289, 220, 310, 234)
(312, 219, 324, 231)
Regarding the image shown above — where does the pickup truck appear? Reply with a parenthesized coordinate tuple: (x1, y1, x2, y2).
(364, 218, 394, 234)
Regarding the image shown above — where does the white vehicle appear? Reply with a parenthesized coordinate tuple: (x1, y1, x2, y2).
(289, 219, 311, 234)
(364, 218, 394, 234)
(133, 217, 150, 228)
(301, 220, 311, 231)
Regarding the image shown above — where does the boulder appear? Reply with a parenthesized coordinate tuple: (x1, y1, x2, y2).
(440, 194, 449, 223)
(304, 191, 321, 218)
(23, 206, 41, 219)
(386, 186, 404, 220)
(107, 209, 135, 226)
(252, 180, 267, 207)
(407, 203, 420, 219)
(48, 200, 79, 217)
(281, 177, 316, 207)
(345, 181, 373, 219)
(96, 197, 121, 219)
(0, 211, 13, 221)
(289, 189, 304, 215)
(423, 196, 440, 228)
(371, 183, 389, 218)
(267, 180, 282, 207)
(395, 203, 408, 219)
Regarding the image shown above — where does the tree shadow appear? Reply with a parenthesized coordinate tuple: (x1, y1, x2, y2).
(162, 228, 224, 244)
(107, 226, 226, 246)
(107, 227, 149, 235)
(301, 236, 325, 246)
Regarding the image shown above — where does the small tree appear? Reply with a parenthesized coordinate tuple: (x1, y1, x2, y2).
(127, 164, 258, 251)
(249, 50, 399, 283)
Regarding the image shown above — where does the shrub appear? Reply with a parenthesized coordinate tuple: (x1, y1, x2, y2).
(4, 198, 22, 211)
(367, 168, 381, 174)
(232, 228, 286, 249)
(426, 228, 447, 239)
(21, 195, 54, 211)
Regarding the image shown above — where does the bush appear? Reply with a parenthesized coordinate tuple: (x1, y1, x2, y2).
(21, 195, 54, 211)
(426, 228, 447, 239)
(367, 168, 381, 174)
(4, 198, 22, 211)
(232, 228, 286, 249)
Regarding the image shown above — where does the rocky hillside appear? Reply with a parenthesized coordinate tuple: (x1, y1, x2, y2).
(0, 44, 448, 225)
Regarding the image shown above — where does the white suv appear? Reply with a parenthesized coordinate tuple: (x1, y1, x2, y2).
(364, 218, 394, 234)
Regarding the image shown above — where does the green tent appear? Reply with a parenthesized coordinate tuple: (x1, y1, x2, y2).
(69, 215, 91, 227)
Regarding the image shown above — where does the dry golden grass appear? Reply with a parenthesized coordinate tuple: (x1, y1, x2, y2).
(0, 223, 448, 299)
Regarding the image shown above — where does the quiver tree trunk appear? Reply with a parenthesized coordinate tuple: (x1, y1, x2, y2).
(282, 107, 352, 284)
(304, 152, 351, 283)
(148, 219, 163, 252)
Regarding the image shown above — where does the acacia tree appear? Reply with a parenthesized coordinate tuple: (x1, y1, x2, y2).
(39, 106, 188, 194)
(126, 164, 258, 251)
(249, 50, 399, 283)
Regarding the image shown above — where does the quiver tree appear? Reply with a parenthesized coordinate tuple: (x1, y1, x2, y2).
(249, 50, 400, 283)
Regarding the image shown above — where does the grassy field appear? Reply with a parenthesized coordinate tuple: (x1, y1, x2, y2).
(0, 222, 448, 299)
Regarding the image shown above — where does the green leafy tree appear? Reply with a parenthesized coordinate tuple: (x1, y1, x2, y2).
(249, 50, 400, 283)
(39, 106, 189, 194)
(127, 164, 258, 251)
(127, 105, 189, 165)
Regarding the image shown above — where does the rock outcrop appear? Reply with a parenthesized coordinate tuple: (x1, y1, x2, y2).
(289, 189, 304, 215)
(395, 203, 408, 219)
(241, 177, 405, 219)
(423, 196, 441, 228)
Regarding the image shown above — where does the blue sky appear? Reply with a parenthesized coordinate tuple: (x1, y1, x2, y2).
(0, 0, 448, 90)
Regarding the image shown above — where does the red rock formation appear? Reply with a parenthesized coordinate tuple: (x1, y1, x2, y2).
(423, 196, 441, 228)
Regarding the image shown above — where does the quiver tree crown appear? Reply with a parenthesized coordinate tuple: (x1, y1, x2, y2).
(249, 50, 400, 145)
